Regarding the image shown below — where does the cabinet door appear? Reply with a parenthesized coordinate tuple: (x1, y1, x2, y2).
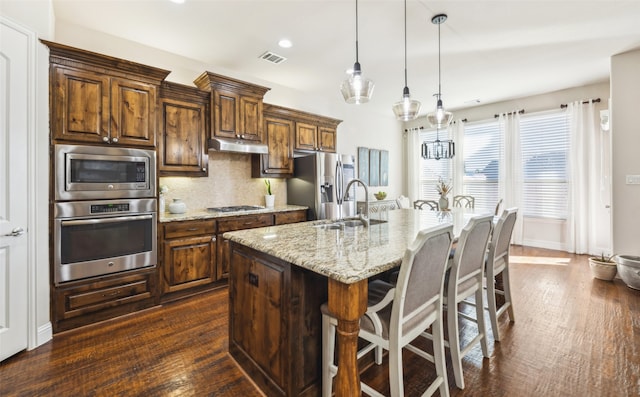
(318, 126, 337, 152)
(261, 116, 294, 176)
(213, 89, 239, 139)
(163, 235, 217, 293)
(229, 248, 286, 388)
(110, 78, 157, 147)
(238, 95, 264, 142)
(217, 234, 231, 280)
(159, 97, 208, 176)
(51, 66, 110, 143)
(295, 122, 318, 151)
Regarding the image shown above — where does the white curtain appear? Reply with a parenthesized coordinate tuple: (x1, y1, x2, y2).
(566, 100, 599, 254)
(451, 120, 465, 197)
(405, 127, 421, 203)
(498, 112, 524, 245)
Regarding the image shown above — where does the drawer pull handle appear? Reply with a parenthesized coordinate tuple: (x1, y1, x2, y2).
(187, 228, 199, 231)
(248, 272, 259, 287)
(103, 290, 121, 297)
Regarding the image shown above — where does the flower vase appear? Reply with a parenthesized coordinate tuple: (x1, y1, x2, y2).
(159, 195, 166, 213)
(265, 194, 275, 208)
(439, 195, 449, 211)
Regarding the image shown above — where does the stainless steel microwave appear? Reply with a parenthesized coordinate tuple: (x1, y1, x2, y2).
(54, 144, 156, 200)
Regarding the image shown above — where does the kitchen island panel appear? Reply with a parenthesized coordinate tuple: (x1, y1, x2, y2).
(229, 243, 327, 397)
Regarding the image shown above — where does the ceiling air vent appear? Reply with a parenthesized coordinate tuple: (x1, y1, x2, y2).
(259, 51, 287, 65)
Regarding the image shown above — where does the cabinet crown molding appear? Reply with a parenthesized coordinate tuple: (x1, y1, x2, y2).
(194, 71, 270, 97)
(41, 39, 170, 83)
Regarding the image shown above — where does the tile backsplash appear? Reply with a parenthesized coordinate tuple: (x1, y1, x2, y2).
(159, 152, 286, 212)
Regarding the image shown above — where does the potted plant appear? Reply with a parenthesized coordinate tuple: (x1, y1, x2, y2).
(264, 179, 275, 208)
(436, 179, 452, 211)
(588, 253, 617, 281)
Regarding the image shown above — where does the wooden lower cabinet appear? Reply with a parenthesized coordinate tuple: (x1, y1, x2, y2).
(53, 268, 158, 333)
(161, 219, 218, 301)
(217, 213, 274, 280)
(229, 243, 327, 397)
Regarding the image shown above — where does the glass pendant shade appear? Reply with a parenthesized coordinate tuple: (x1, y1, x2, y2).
(341, 0, 374, 104)
(427, 97, 453, 128)
(341, 62, 375, 104)
(392, 87, 421, 121)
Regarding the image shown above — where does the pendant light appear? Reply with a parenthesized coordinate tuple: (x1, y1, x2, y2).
(391, 0, 421, 121)
(421, 126, 455, 160)
(426, 13, 453, 128)
(340, 0, 374, 104)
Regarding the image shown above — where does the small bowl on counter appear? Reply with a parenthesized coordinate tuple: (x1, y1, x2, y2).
(373, 192, 387, 200)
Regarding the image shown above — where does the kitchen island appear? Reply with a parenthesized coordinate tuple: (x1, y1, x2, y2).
(224, 208, 478, 396)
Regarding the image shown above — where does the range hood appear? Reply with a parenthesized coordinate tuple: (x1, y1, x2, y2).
(209, 137, 268, 154)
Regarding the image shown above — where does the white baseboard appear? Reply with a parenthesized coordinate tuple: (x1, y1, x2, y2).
(34, 322, 53, 349)
(521, 238, 566, 252)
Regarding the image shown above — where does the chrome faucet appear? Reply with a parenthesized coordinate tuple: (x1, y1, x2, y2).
(343, 178, 370, 227)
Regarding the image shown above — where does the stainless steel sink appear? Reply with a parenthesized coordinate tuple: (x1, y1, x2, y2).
(313, 223, 344, 230)
(312, 218, 387, 230)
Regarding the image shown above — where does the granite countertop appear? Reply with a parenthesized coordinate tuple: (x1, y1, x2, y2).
(223, 208, 478, 284)
(159, 205, 308, 223)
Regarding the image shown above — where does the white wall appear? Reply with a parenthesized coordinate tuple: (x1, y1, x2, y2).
(0, 0, 54, 347)
(402, 83, 612, 252)
(611, 49, 640, 257)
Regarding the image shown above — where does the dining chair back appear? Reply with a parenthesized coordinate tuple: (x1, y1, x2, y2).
(414, 199, 439, 211)
(486, 207, 518, 341)
(494, 198, 504, 216)
(441, 213, 493, 389)
(396, 195, 411, 209)
(453, 195, 475, 209)
(322, 224, 454, 397)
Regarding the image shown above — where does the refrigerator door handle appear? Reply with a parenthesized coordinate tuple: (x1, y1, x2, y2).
(335, 159, 343, 206)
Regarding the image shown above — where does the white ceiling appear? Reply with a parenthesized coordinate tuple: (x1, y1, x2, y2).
(51, 0, 640, 117)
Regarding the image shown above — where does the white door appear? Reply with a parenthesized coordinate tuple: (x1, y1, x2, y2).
(0, 18, 31, 361)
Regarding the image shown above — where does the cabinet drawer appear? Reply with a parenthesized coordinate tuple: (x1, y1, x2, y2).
(57, 272, 154, 320)
(218, 213, 274, 233)
(164, 219, 217, 239)
(274, 210, 307, 225)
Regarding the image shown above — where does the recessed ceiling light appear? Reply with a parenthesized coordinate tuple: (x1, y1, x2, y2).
(278, 39, 292, 48)
(170, 0, 185, 4)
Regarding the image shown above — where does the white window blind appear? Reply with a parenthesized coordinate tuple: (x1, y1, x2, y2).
(462, 121, 501, 214)
(419, 129, 453, 200)
(520, 111, 569, 219)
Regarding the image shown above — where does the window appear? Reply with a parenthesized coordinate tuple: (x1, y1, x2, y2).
(462, 121, 501, 214)
(520, 111, 569, 219)
(419, 129, 452, 200)
(416, 110, 570, 219)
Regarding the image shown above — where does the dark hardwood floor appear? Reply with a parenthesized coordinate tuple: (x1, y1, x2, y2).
(2, 246, 639, 396)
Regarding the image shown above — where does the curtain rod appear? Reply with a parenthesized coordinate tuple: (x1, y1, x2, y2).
(560, 97, 601, 109)
(403, 119, 468, 133)
(494, 109, 525, 118)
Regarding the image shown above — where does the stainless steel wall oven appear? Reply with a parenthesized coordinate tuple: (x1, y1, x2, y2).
(53, 198, 157, 284)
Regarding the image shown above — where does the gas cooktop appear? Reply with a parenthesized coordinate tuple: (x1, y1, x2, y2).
(207, 205, 265, 213)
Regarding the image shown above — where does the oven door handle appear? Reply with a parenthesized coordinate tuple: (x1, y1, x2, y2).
(61, 214, 153, 226)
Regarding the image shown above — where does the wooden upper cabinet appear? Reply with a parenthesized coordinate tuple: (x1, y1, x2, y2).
(295, 122, 318, 152)
(318, 126, 337, 152)
(194, 71, 270, 144)
(43, 40, 170, 147)
(158, 82, 210, 177)
(252, 104, 295, 178)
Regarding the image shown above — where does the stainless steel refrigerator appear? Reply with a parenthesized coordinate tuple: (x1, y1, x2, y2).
(287, 152, 356, 220)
